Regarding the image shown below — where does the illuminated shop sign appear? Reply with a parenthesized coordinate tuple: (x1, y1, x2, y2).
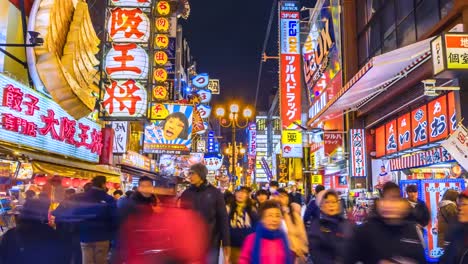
(375, 92, 457, 157)
(349, 129, 366, 177)
(279, 1, 301, 130)
(0, 74, 102, 162)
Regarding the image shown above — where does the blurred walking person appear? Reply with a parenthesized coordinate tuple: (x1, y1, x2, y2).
(227, 186, 258, 264)
(289, 185, 303, 206)
(439, 189, 468, 264)
(255, 189, 269, 209)
(345, 182, 426, 264)
(303, 185, 325, 227)
(277, 188, 308, 263)
(179, 163, 231, 264)
(307, 189, 352, 264)
(239, 200, 293, 264)
(73, 176, 117, 264)
(437, 189, 459, 249)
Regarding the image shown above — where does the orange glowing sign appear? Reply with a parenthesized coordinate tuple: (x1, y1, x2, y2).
(154, 51, 168, 66)
(154, 68, 168, 82)
(155, 34, 169, 49)
(153, 85, 168, 100)
(155, 17, 170, 32)
(156, 1, 171, 16)
(397, 113, 412, 151)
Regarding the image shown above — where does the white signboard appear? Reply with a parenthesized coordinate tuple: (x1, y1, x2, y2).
(112, 121, 128, 153)
(441, 124, 468, 170)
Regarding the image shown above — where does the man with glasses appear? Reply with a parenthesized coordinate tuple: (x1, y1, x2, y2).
(179, 163, 231, 264)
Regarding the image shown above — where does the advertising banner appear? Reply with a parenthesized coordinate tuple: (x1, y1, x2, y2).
(279, 1, 301, 129)
(281, 130, 303, 158)
(389, 146, 454, 171)
(143, 104, 194, 154)
(324, 132, 343, 156)
(159, 153, 204, 177)
(441, 124, 468, 170)
(349, 129, 366, 177)
(0, 74, 102, 163)
(120, 151, 151, 171)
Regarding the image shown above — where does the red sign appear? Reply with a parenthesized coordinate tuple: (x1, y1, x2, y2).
(411, 106, 428, 147)
(397, 113, 411, 151)
(385, 120, 397, 155)
(375, 126, 386, 158)
(428, 95, 448, 142)
(280, 54, 302, 129)
(324, 132, 343, 156)
(447, 91, 457, 133)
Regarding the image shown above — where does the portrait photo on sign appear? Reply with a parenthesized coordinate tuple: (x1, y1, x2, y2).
(143, 104, 194, 153)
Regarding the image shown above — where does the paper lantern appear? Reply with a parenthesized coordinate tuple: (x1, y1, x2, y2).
(156, 1, 171, 16)
(62, 177, 72, 187)
(197, 104, 212, 119)
(105, 43, 149, 80)
(108, 8, 150, 42)
(153, 85, 168, 100)
(106, 182, 115, 190)
(114, 183, 121, 189)
(102, 80, 148, 117)
(72, 178, 81, 188)
(154, 51, 168, 66)
(192, 73, 209, 88)
(155, 17, 170, 33)
(34, 175, 47, 186)
(155, 34, 169, 49)
(110, 0, 151, 7)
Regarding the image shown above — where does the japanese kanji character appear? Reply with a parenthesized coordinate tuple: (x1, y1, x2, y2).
(156, 17, 169, 30)
(353, 131, 362, 141)
(461, 38, 468, 48)
(60, 117, 77, 145)
(387, 134, 397, 151)
(442, 149, 450, 161)
(157, 1, 170, 15)
(110, 8, 145, 39)
(77, 123, 90, 148)
(430, 115, 446, 138)
(449, 53, 459, 63)
(399, 131, 410, 145)
(23, 94, 40, 116)
(433, 150, 441, 163)
(413, 121, 427, 143)
(2, 113, 20, 132)
(106, 43, 142, 75)
(39, 109, 60, 140)
(22, 121, 37, 137)
(89, 129, 103, 155)
(102, 80, 143, 115)
(461, 53, 468, 64)
(3, 85, 23, 112)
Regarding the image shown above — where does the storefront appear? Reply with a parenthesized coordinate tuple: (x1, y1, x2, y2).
(116, 150, 159, 191)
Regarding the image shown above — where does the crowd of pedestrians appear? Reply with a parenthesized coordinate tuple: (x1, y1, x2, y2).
(0, 163, 467, 264)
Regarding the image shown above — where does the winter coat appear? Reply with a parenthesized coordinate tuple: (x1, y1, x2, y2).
(344, 217, 427, 264)
(289, 192, 303, 205)
(179, 182, 230, 248)
(227, 205, 258, 248)
(283, 209, 308, 258)
(0, 220, 66, 264)
(72, 187, 117, 243)
(239, 233, 290, 264)
(119, 191, 157, 221)
(308, 214, 352, 264)
(437, 200, 458, 248)
(303, 198, 320, 226)
(407, 199, 430, 227)
(439, 223, 468, 264)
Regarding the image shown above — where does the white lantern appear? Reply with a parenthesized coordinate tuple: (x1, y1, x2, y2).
(105, 43, 149, 80)
(102, 80, 148, 117)
(197, 89, 212, 104)
(108, 8, 150, 42)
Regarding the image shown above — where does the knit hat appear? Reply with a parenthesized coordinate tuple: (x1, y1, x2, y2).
(316, 189, 338, 207)
(190, 163, 208, 180)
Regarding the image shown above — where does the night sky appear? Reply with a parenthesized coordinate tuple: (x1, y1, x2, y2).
(180, 0, 280, 113)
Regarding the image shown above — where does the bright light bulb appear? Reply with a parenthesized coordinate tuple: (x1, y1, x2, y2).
(243, 108, 253, 118)
(216, 107, 225, 117)
(230, 104, 239, 113)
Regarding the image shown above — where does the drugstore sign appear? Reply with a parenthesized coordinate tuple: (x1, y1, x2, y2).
(0, 74, 102, 162)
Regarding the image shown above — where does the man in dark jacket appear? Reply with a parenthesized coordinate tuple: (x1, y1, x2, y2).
(179, 163, 230, 264)
(303, 184, 325, 226)
(405, 184, 430, 227)
(289, 185, 303, 205)
(119, 176, 157, 220)
(345, 182, 427, 264)
(73, 176, 117, 264)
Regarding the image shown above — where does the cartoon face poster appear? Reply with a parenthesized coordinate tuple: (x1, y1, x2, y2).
(143, 104, 194, 155)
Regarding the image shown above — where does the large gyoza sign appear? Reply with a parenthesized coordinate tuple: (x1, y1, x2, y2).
(0, 74, 102, 162)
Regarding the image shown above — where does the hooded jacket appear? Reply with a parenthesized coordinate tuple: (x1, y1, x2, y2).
(344, 216, 426, 264)
(437, 200, 458, 248)
(308, 214, 352, 264)
(179, 182, 230, 248)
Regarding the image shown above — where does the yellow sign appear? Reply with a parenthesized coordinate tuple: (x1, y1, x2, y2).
(150, 103, 169, 119)
(154, 51, 168, 66)
(311, 174, 323, 184)
(282, 130, 302, 144)
(156, 1, 171, 16)
(153, 85, 168, 100)
(155, 17, 170, 32)
(155, 34, 169, 49)
(445, 34, 468, 70)
(153, 68, 168, 82)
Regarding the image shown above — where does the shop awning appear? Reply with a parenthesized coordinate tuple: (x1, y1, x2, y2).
(307, 38, 434, 126)
(119, 165, 159, 180)
(0, 145, 121, 183)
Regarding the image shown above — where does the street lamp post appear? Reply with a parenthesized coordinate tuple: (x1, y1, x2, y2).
(216, 104, 253, 187)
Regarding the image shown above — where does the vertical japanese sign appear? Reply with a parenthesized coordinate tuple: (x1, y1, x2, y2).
(397, 113, 411, 151)
(431, 33, 468, 77)
(101, 0, 153, 119)
(350, 129, 366, 177)
(428, 95, 449, 142)
(279, 1, 301, 130)
(385, 120, 397, 155)
(112, 121, 128, 154)
(207, 130, 215, 153)
(248, 123, 257, 157)
(412, 106, 428, 147)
